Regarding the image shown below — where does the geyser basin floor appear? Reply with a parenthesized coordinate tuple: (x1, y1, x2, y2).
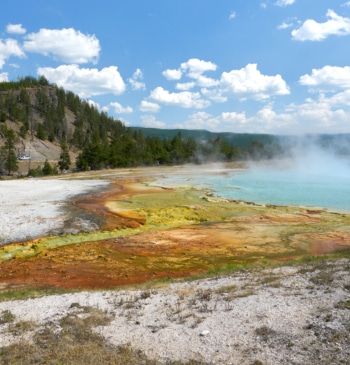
(1, 164, 350, 290)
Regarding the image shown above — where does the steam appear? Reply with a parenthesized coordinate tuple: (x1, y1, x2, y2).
(249, 134, 350, 180)
(288, 146, 350, 179)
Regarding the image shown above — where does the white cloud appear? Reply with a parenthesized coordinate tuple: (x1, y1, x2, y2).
(150, 86, 210, 109)
(278, 22, 293, 30)
(110, 102, 133, 114)
(283, 98, 349, 133)
(162, 58, 217, 85)
(232, 95, 350, 134)
(37, 64, 125, 98)
(139, 100, 161, 112)
(220, 63, 290, 100)
(275, 0, 295, 7)
(162, 68, 182, 80)
(176, 82, 195, 91)
(128, 68, 146, 90)
(221, 111, 248, 126)
(196, 75, 219, 88)
(0, 38, 25, 68)
(0, 72, 9, 82)
(229, 12, 236, 20)
(299, 65, 350, 90)
(86, 99, 100, 110)
(180, 58, 217, 79)
(175, 112, 220, 130)
(292, 10, 350, 41)
(175, 91, 350, 134)
(342, 2, 350, 7)
(201, 88, 227, 103)
(6, 23, 26, 34)
(141, 115, 166, 128)
(24, 28, 100, 64)
(317, 90, 350, 107)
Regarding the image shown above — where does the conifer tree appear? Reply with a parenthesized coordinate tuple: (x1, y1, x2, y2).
(3, 129, 18, 175)
(58, 140, 71, 171)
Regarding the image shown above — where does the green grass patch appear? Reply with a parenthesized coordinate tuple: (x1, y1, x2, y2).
(0, 287, 79, 303)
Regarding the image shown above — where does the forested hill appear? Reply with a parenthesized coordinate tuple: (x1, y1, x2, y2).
(130, 127, 279, 149)
(0, 76, 283, 176)
(1, 76, 349, 176)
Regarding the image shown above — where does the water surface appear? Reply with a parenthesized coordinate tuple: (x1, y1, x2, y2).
(155, 159, 350, 213)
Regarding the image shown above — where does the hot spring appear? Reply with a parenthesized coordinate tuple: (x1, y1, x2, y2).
(155, 149, 350, 213)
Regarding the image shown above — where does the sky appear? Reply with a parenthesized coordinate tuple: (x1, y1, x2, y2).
(1, 0, 350, 135)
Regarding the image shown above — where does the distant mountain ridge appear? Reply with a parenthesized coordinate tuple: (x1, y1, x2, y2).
(130, 127, 279, 149)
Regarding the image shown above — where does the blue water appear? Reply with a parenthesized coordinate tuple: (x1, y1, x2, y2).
(204, 168, 350, 212)
(156, 158, 350, 212)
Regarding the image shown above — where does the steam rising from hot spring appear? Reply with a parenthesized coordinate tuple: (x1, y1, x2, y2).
(249, 142, 350, 181)
(231, 138, 350, 211)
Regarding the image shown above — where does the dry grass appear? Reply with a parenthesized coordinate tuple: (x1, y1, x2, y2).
(0, 310, 15, 324)
(0, 305, 206, 365)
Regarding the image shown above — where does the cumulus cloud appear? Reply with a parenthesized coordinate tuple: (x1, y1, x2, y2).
(128, 68, 146, 90)
(292, 10, 350, 41)
(181, 58, 217, 79)
(227, 93, 350, 134)
(220, 63, 290, 100)
(86, 99, 100, 110)
(176, 82, 195, 91)
(0, 38, 25, 68)
(155, 61, 289, 110)
(201, 88, 227, 103)
(0, 72, 9, 82)
(141, 115, 166, 128)
(110, 102, 133, 114)
(6, 23, 26, 34)
(196, 75, 219, 88)
(299, 65, 350, 90)
(175, 90, 350, 134)
(178, 112, 220, 130)
(319, 90, 350, 107)
(139, 100, 161, 112)
(284, 98, 349, 133)
(221, 111, 248, 126)
(162, 58, 217, 85)
(37, 64, 125, 98)
(150, 86, 210, 109)
(162, 68, 182, 80)
(275, 0, 295, 7)
(24, 28, 100, 64)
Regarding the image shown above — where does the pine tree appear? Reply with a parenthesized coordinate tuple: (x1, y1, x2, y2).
(58, 140, 71, 171)
(3, 129, 18, 175)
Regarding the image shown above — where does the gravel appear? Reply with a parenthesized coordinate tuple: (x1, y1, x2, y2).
(1, 259, 349, 364)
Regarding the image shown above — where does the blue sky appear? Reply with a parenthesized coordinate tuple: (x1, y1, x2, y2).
(1, 0, 350, 135)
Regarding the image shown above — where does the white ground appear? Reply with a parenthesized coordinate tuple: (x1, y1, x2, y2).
(0, 259, 349, 364)
(0, 178, 108, 244)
